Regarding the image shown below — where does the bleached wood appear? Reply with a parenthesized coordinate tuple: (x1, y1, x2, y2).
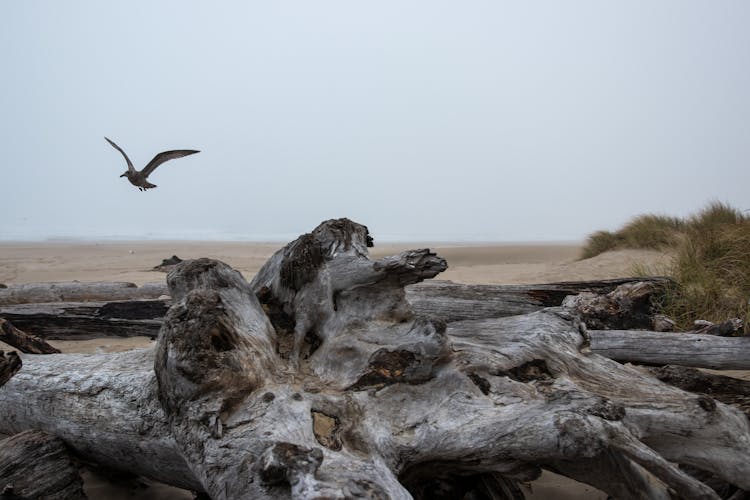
(0, 348, 201, 491)
(589, 330, 750, 370)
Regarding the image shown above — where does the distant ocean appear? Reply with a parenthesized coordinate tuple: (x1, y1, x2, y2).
(0, 228, 299, 243)
(0, 227, 575, 244)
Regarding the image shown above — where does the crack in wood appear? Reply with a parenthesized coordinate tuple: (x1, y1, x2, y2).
(497, 359, 554, 383)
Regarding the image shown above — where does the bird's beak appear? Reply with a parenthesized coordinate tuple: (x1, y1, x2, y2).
(120, 173, 126, 177)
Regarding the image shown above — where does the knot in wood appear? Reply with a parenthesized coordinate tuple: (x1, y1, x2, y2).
(697, 396, 717, 412)
(467, 372, 491, 395)
(553, 414, 605, 458)
(259, 442, 324, 486)
(0, 350, 22, 387)
(350, 349, 417, 390)
(587, 398, 626, 421)
(499, 359, 554, 383)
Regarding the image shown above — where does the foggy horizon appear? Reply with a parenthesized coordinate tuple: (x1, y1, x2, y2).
(2, 2, 749, 243)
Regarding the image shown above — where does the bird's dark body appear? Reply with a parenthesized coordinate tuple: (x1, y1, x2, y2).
(120, 171, 157, 190)
(105, 137, 199, 191)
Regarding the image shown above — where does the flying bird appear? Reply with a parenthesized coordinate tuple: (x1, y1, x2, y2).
(105, 137, 200, 191)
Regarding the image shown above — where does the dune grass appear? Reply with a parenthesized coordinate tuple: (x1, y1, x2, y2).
(583, 202, 750, 331)
(581, 214, 684, 259)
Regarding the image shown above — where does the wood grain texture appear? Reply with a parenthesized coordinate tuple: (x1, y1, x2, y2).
(0, 430, 85, 500)
(589, 329, 750, 369)
(0, 300, 168, 339)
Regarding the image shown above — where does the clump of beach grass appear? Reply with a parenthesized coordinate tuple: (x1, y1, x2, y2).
(581, 214, 683, 259)
(584, 201, 750, 332)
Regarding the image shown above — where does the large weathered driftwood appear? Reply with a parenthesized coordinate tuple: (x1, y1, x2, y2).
(0, 346, 201, 491)
(0, 430, 85, 500)
(0, 219, 749, 499)
(0, 278, 667, 335)
(590, 329, 750, 370)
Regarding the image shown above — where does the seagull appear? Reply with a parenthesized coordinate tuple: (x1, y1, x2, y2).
(105, 137, 200, 191)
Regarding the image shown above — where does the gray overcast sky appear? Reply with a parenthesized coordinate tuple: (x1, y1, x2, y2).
(1, 1, 749, 242)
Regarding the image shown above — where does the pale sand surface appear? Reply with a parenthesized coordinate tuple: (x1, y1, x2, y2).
(0, 241, 672, 286)
(0, 241, 680, 499)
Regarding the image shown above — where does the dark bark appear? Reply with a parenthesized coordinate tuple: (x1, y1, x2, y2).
(0, 430, 86, 500)
(694, 319, 745, 337)
(0, 351, 21, 388)
(646, 365, 750, 418)
(561, 280, 667, 330)
(0, 318, 60, 354)
(0, 300, 168, 340)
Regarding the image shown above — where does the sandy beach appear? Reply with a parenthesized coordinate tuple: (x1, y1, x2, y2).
(0, 241, 673, 499)
(0, 240, 672, 287)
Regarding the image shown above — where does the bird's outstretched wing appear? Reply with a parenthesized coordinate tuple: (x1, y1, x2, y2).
(142, 150, 200, 177)
(104, 137, 136, 173)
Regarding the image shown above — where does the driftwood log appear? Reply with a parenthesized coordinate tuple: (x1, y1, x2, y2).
(0, 318, 60, 354)
(0, 325, 82, 498)
(589, 330, 750, 370)
(3, 280, 748, 372)
(409, 277, 671, 324)
(0, 300, 168, 340)
(1, 219, 749, 499)
(0, 278, 666, 341)
(0, 281, 167, 305)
